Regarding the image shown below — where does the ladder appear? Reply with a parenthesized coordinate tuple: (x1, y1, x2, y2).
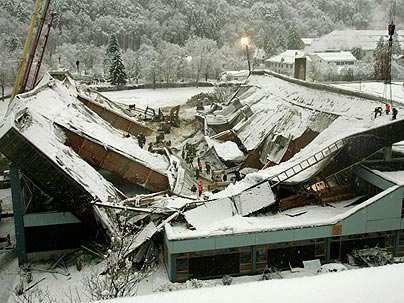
(251, 139, 346, 190)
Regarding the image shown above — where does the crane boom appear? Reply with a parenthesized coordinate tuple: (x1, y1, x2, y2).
(11, 0, 45, 99)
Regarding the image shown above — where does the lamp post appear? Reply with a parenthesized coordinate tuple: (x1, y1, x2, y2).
(240, 37, 251, 75)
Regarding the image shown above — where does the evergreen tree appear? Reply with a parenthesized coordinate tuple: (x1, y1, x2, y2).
(104, 35, 120, 78)
(286, 25, 302, 50)
(109, 50, 128, 86)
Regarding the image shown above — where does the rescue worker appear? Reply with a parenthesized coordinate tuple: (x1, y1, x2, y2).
(374, 107, 383, 119)
(392, 107, 398, 120)
(197, 179, 203, 198)
(137, 134, 146, 148)
(385, 103, 391, 115)
(197, 157, 203, 172)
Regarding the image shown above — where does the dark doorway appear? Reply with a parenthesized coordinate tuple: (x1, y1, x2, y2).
(188, 253, 240, 279)
(25, 224, 83, 253)
(268, 244, 315, 269)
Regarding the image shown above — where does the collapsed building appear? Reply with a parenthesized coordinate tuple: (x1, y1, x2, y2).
(162, 71, 404, 282)
(0, 73, 171, 262)
(3, 69, 404, 284)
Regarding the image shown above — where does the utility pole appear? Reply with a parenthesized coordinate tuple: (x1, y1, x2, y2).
(246, 44, 251, 75)
(1, 72, 4, 102)
(241, 37, 251, 75)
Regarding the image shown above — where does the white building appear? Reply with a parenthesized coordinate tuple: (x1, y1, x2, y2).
(265, 50, 306, 77)
(307, 30, 404, 58)
(309, 51, 357, 66)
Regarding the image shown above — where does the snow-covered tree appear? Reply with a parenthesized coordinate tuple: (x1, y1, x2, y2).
(104, 35, 120, 78)
(185, 37, 218, 84)
(286, 25, 303, 50)
(123, 49, 142, 84)
(109, 49, 128, 86)
(138, 43, 161, 87)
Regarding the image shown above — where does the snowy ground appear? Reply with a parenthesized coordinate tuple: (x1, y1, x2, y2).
(0, 99, 9, 120)
(100, 263, 404, 303)
(102, 87, 214, 108)
(332, 81, 404, 103)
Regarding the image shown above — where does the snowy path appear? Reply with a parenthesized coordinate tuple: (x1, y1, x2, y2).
(102, 87, 214, 108)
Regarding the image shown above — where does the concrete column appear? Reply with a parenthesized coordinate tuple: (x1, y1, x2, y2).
(392, 230, 400, 258)
(325, 238, 331, 263)
(252, 246, 257, 274)
(10, 165, 27, 265)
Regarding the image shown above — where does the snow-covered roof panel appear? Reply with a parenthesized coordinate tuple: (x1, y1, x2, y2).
(205, 137, 245, 162)
(312, 51, 357, 62)
(0, 78, 120, 202)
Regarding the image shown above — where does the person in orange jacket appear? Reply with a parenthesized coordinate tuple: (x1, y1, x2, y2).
(197, 179, 203, 198)
(385, 103, 391, 115)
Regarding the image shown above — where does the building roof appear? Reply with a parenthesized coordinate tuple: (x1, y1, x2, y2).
(309, 30, 404, 52)
(266, 50, 305, 64)
(311, 51, 357, 62)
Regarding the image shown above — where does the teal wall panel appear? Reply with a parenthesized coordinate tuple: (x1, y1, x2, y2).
(367, 193, 401, 220)
(171, 237, 216, 254)
(367, 218, 402, 233)
(215, 233, 255, 249)
(342, 209, 367, 235)
(255, 230, 294, 245)
(293, 226, 330, 241)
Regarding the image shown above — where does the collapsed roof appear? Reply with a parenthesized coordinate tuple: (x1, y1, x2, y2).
(0, 74, 171, 234)
(167, 71, 404, 237)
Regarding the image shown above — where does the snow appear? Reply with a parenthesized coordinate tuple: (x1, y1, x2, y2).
(99, 263, 404, 303)
(0, 99, 10, 120)
(102, 87, 214, 108)
(205, 137, 245, 162)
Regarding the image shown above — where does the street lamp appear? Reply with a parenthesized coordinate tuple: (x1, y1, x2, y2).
(241, 36, 251, 75)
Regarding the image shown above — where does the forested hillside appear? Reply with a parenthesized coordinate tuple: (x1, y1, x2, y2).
(0, 0, 400, 84)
